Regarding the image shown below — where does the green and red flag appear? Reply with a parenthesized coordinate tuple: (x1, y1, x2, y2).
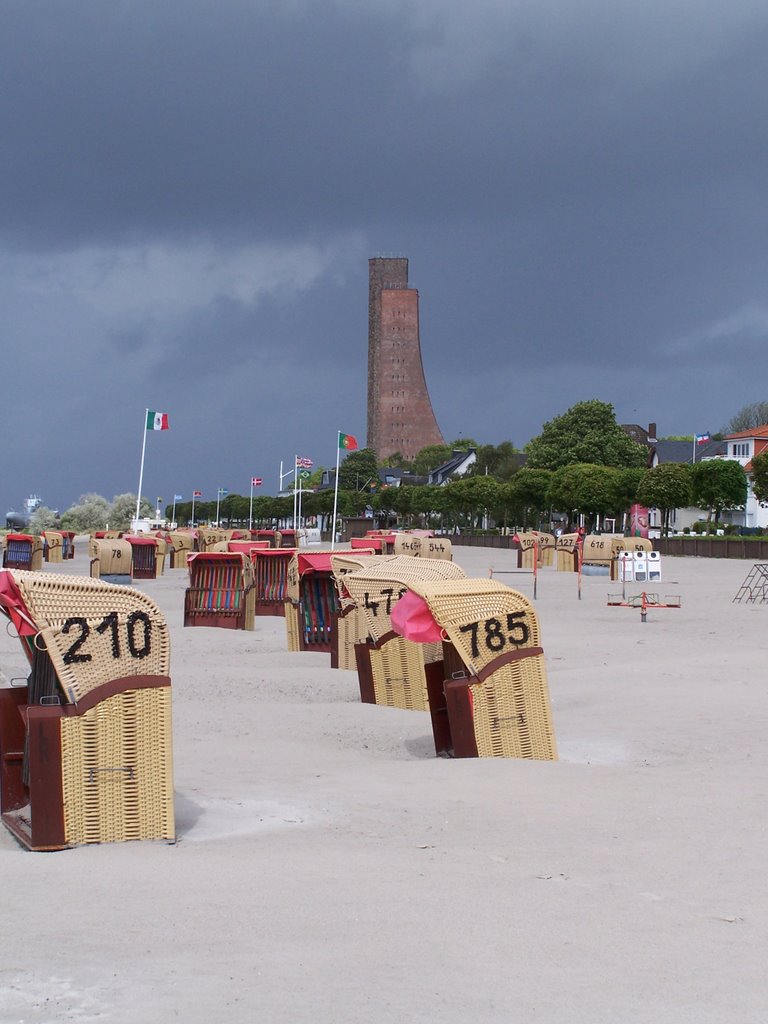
(146, 410, 169, 431)
(339, 432, 358, 450)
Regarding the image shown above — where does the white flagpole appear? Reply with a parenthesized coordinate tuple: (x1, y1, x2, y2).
(171, 496, 177, 527)
(331, 432, 341, 550)
(191, 493, 197, 527)
(216, 489, 222, 527)
(249, 478, 254, 530)
(135, 409, 149, 523)
(293, 456, 299, 531)
(692, 435, 695, 464)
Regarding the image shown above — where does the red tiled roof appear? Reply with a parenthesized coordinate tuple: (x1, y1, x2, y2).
(725, 424, 768, 440)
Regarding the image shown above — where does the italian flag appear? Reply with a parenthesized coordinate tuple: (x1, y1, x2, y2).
(339, 432, 358, 450)
(147, 410, 169, 431)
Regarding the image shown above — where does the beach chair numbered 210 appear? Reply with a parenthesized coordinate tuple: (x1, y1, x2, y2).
(0, 569, 175, 851)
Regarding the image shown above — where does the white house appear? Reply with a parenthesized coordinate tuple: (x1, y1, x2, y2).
(723, 425, 768, 529)
(427, 448, 477, 485)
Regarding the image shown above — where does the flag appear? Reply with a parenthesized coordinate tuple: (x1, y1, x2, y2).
(296, 456, 313, 468)
(193, 490, 202, 497)
(251, 477, 263, 487)
(298, 470, 311, 481)
(146, 410, 169, 431)
(695, 432, 711, 445)
(174, 494, 183, 501)
(339, 432, 358, 450)
(218, 488, 228, 496)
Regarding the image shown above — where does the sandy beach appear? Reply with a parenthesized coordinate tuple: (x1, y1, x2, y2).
(1, 542, 766, 1024)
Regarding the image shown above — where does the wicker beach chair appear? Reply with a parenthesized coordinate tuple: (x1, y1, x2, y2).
(184, 552, 255, 630)
(196, 528, 229, 552)
(3, 534, 44, 572)
(609, 537, 653, 579)
(123, 536, 160, 580)
(42, 531, 64, 564)
(166, 531, 196, 569)
(252, 548, 296, 616)
(0, 569, 174, 850)
(284, 552, 343, 653)
(342, 557, 466, 712)
(393, 534, 422, 557)
(422, 537, 453, 561)
(401, 578, 557, 760)
(533, 532, 555, 566)
(555, 533, 579, 572)
(513, 532, 541, 570)
(89, 538, 133, 583)
(328, 551, 380, 669)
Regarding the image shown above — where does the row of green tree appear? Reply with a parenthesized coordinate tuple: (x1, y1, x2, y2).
(22, 400, 768, 535)
(26, 494, 154, 533)
(24, 453, 762, 538)
(174, 456, 760, 534)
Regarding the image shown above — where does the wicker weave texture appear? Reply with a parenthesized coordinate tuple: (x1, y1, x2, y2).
(393, 535, 422, 556)
(11, 571, 170, 704)
(556, 549, 577, 572)
(285, 602, 301, 651)
(469, 659, 557, 759)
(3, 535, 44, 571)
(405, 577, 556, 758)
(60, 686, 175, 844)
(154, 537, 167, 575)
(404, 579, 540, 674)
(330, 554, 395, 608)
(422, 537, 452, 560)
(336, 606, 370, 669)
(343, 557, 466, 640)
(554, 533, 578, 572)
(611, 537, 653, 556)
(167, 531, 195, 555)
(331, 553, 396, 575)
(535, 532, 555, 566)
(370, 638, 430, 711)
(582, 535, 622, 565)
(197, 528, 230, 551)
(555, 533, 579, 553)
(89, 539, 133, 578)
(43, 531, 64, 563)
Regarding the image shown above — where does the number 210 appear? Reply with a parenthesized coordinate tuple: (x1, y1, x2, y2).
(61, 611, 152, 664)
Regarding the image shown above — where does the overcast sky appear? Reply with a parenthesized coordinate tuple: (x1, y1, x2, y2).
(3, 0, 768, 514)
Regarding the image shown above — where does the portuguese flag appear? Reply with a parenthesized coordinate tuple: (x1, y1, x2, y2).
(147, 410, 169, 431)
(339, 432, 358, 450)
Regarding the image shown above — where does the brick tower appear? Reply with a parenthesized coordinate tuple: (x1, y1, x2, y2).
(367, 257, 444, 461)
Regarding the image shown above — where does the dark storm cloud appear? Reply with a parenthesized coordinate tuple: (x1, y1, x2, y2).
(2, 0, 768, 514)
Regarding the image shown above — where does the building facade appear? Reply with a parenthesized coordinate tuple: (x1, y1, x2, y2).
(724, 425, 768, 529)
(367, 257, 444, 461)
